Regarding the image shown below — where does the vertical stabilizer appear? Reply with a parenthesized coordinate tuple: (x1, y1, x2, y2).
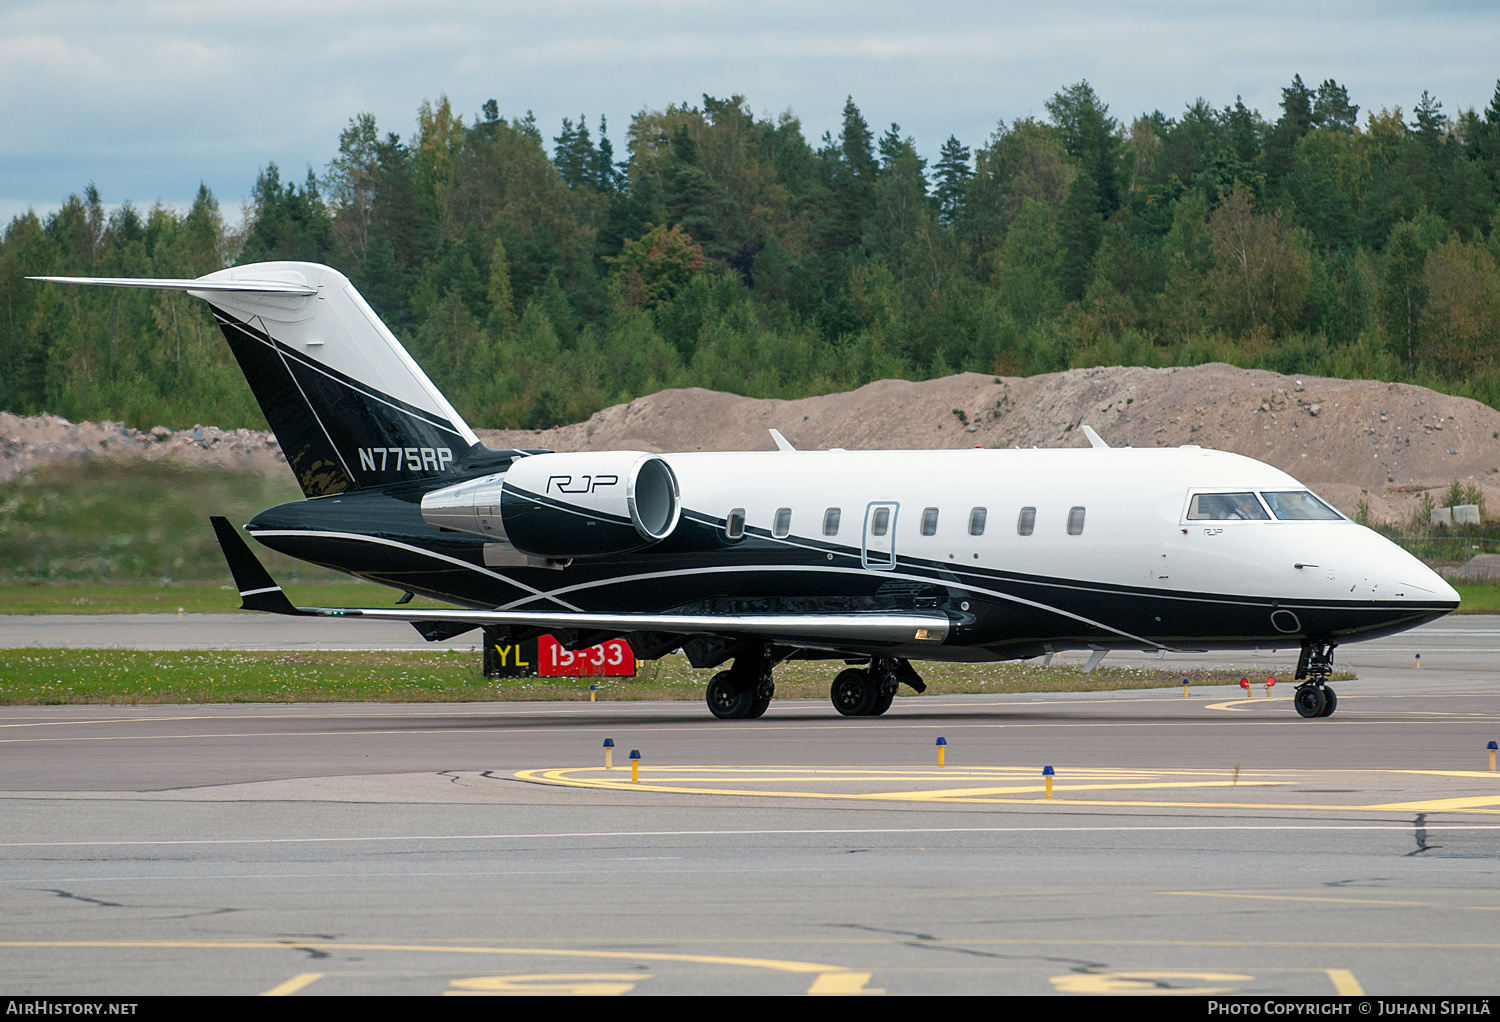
(31, 261, 480, 497)
(199, 262, 478, 496)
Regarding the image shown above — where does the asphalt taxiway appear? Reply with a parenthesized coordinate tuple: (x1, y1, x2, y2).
(1, 616, 1497, 996)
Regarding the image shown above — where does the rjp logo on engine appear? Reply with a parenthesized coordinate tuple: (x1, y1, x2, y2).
(547, 474, 619, 494)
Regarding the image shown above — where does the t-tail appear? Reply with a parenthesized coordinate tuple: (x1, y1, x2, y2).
(30, 262, 480, 497)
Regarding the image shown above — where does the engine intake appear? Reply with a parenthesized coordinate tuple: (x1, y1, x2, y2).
(420, 451, 681, 560)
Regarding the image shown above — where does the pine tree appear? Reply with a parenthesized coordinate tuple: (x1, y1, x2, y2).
(820, 97, 878, 253)
(878, 123, 906, 168)
(595, 116, 619, 192)
(239, 163, 334, 265)
(554, 116, 597, 189)
(1264, 75, 1316, 194)
(1312, 79, 1359, 131)
(933, 136, 971, 226)
(1045, 81, 1120, 216)
(1058, 170, 1103, 301)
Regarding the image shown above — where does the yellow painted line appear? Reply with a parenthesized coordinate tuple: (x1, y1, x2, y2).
(1164, 891, 1440, 908)
(1326, 969, 1364, 996)
(1363, 796, 1500, 811)
(1163, 891, 1500, 912)
(445, 973, 646, 996)
(1050, 970, 1252, 995)
(516, 766, 1500, 814)
(871, 781, 1294, 800)
(807, 972, 881, 995)
(260, 972, 324, 996)
(1205, 697, 1293, 711)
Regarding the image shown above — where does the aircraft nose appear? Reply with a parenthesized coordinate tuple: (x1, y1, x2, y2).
(1386, 539, 1460, 605)
(1426, 568, 1461, 604)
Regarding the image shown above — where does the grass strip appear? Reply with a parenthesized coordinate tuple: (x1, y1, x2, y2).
(0, 649, 1332, 706)
(0, 582, 451, 615)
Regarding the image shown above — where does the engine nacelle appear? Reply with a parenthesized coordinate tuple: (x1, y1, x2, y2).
(420, 451, 681, 560)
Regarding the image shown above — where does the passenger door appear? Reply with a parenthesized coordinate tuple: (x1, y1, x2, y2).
(862, 502, 899, 570)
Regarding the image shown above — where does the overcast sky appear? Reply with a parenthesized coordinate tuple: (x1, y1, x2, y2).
(3, 1, 1497, 227)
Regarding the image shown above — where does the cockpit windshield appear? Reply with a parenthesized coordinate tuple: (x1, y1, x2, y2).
(1187, 492, 1270, 520)
(1260, 490, 1342, 520)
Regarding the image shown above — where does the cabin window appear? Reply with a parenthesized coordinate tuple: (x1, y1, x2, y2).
(1260, 491, 1341, 521)
(1017, 507, 1036, 536)
(1187, 492, 1270, 521)
(726, 508, 746, 538)
(920, 507, 939, 536)
(1067, 506, 1086, 535)
(969, 507, 987, 536)
(870, 507, 891, 537)
(823, 507, 841, 536)
(773, 507, 792, 538)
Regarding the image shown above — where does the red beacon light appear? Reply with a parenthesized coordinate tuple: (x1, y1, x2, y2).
(1240, 678, 1251, 698)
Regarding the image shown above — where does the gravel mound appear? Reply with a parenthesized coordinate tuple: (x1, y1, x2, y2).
(6, 363, 1499, 525)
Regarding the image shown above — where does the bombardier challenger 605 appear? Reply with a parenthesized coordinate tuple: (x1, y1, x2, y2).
(34, 262, 1459, 719)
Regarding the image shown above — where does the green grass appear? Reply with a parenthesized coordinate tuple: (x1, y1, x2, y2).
(0, 648, 1316, 705)
(0, 582, 453, 615)
(1453, 584, 1500, 614)
(0, 460, 339, 583)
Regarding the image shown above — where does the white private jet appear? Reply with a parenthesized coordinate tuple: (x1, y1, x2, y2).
(34, 262, 1459, 719)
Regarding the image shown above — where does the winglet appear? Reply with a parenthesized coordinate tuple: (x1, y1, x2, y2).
(1080, 424, 1109, 449)
(209, 516, 302, 615)
(769, 429, 795, 452)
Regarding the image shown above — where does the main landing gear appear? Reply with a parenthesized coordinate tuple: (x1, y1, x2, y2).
(1293, 641, 1339, 719)
(706, 646, 775, 720)
(704, 651, 926, 720)
(831, 658, 925, 717)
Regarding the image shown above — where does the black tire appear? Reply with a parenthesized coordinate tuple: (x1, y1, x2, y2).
(707, 671, 754, 719)
(1318, 685, 1337, 717)
(1293, 684, 1327, 719)
(745, 681, 774, 719)
(868, 679, 896, 716)
(831, 668, 877, 716)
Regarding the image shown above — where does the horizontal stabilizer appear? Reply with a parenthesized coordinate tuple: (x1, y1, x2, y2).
(210, 516, 301, 615)
(28, 275, 318, 296)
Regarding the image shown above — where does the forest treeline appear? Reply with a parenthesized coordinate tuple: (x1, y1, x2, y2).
(3, 77, 1500, 431)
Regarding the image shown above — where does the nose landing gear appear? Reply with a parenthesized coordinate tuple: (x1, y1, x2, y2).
(1293, 641, 1339, 719)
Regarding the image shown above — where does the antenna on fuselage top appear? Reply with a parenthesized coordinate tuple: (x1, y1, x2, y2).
(769, 429, 795, 452)
(1081, 425, 1109, 449)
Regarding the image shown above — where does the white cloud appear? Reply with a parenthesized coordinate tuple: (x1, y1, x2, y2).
(1, 1, 1496, 215)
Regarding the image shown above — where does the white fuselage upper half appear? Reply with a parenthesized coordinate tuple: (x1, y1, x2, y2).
(658, 445, 1458, 606)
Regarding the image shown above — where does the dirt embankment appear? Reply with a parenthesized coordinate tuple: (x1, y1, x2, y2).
(0, 413, 292, 486)
(6, 363, 1500, 524)
(478, 364, 1500, 524)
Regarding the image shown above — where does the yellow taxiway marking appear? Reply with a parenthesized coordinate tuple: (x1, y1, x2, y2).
(1048, 968, 1363, 996)
(260, 972, 325, 996)
(445, 972, 648, 996)
(1050, 970, 1252, 995)
(1326, 969, 1364, 995)
(0, 941, 872, 996)
(516, 765, 1500, 814)
(807, 972, 882, 995)
(1205, 697, 1293, 711)
(1161, 891, 1500, 910)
